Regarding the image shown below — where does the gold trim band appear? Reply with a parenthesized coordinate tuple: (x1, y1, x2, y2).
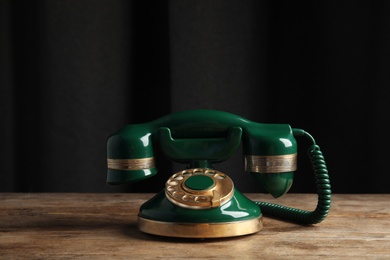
(138, 215, 263, 238)
(107, 157, 155, 171)
(245, 154, 297, 173)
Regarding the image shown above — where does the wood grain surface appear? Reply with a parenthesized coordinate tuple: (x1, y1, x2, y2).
(0, 193, 389, 259)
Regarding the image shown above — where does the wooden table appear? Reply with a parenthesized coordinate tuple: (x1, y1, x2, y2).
(0, 193, 389, 259)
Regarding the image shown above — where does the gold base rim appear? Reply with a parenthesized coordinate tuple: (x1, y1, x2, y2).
(137, 215, 263, 238)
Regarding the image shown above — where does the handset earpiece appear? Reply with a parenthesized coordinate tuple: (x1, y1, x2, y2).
(106, 124, 157, 184)
(245, 156, 296, 198)
(254, 128, 332, 225)
(242, 124, 298, 198)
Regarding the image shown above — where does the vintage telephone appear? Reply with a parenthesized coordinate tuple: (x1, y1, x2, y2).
(106, 110, 331, 238)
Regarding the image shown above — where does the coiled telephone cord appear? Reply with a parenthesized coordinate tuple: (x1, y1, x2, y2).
(255, 129, 332, 225)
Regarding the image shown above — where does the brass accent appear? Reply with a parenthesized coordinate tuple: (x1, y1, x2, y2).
(165, 168, 234, 210)
(107, 157, 155, 171)
(245, 154, 297, 173)
(138, 215, 263, 238)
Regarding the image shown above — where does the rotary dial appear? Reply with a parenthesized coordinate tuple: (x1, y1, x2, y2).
(165, 168, 234, 209)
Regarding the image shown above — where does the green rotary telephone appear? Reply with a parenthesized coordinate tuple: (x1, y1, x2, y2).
(106, 110, 331, 238)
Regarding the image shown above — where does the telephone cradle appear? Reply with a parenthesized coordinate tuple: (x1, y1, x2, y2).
(106, 110, 331, 238)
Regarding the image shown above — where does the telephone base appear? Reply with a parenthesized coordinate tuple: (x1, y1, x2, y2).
(138, 215, 263, 238)
(137, 189, 263, 238)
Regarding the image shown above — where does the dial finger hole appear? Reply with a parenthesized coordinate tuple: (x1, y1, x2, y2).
(182, 195, 195, 201)
(182, 170, 192, 176)
(172, 191, 185, 198)
(195, 196, 210, 203)
(167, 180, 179, 186)
(192, 168, 204, 175)
(215, 173, 226, 179)
(166, 186, 176, 192)
(172, 174, 184, 180)
(205, 170, 216, 175)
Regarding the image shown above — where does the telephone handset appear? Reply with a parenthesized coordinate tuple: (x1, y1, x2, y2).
(107, 110, 331, 238)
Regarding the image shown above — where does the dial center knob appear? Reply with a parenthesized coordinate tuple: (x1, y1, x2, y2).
(184, 175, 215, 190)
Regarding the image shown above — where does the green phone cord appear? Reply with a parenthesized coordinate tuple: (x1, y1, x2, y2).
(255, 129, 332, 225)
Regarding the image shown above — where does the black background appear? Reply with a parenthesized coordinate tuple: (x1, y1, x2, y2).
(1, 0, 390, 194)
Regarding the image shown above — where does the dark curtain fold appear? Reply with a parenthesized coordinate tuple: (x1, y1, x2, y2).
(1, 0, 390, 193)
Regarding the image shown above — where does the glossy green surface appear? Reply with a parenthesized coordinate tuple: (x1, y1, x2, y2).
(158, 126, 242, 164)
(107, 110, 296, 159)
(107, 110, 331, 226)
(185, 175, 215, 190)
(250, 172, 294, 198)
(139, 189, 261, 223)
(107, 110, 297, 188)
